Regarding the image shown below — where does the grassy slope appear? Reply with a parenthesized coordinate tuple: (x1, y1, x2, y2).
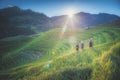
(0, 26, 120, 80)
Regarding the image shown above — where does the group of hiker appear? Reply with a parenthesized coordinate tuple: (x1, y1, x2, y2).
(76, 38, 93, 51)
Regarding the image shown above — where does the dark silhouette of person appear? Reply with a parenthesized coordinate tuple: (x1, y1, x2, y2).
(81, 41, 84, 49)
(76, 42, 79, 51)
(89, 38, 93, 47)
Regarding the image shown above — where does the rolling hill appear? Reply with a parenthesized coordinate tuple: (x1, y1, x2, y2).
(0, 6, 51, 30)
(0, 6, 52, 39)
(0, 23, 120, 80)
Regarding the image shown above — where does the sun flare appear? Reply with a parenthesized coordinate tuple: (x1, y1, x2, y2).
(65, 9, 75, 18)
(68, 13, 74, 18)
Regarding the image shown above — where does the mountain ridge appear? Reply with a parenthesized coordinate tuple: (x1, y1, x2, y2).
(0, 6, 120, 39)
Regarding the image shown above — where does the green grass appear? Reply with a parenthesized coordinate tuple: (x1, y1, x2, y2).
(0, 26, 120, 80)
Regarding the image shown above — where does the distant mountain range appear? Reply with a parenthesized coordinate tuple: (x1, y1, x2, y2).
(0, 6, 120, 39)
(51, 12, 120, 28)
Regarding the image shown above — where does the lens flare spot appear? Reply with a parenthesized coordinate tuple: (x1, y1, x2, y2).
(52, 51, 56, 55)
(62, 25, 67, 33)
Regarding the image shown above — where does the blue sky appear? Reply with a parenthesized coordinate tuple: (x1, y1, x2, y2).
(0, 0, 120, 17)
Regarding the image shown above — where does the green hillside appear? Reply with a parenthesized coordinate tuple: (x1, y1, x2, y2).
(0, 25, 120, 80)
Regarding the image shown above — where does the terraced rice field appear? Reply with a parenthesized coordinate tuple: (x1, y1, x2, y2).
(0, 26, 120, 80)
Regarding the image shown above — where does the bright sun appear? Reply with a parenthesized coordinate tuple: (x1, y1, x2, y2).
(68, 12, 74, 18)
(66, 9, 75, 18)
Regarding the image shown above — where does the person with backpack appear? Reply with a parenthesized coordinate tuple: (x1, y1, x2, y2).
(89, 38, 93, 47)
(76, 42, 80, 51)
(81, 41, 84, 49)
